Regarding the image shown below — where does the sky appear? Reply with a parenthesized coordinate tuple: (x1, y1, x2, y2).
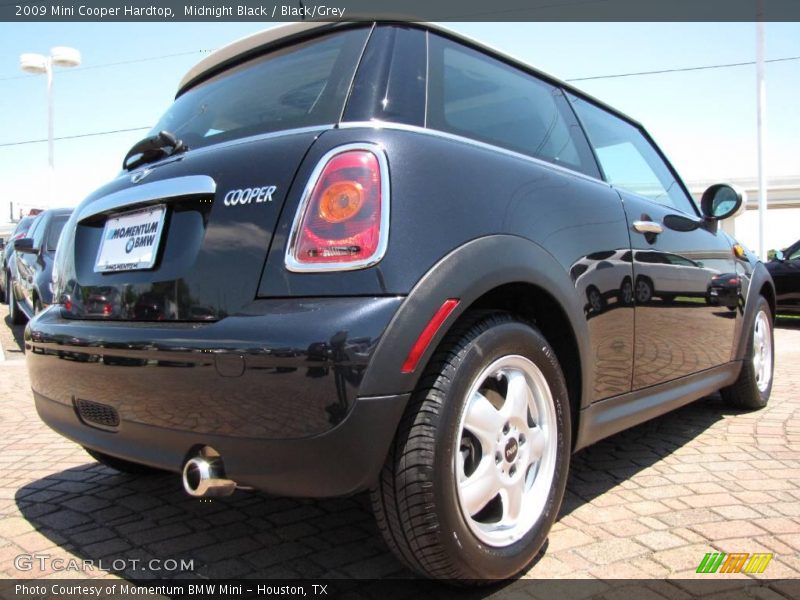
(0, 21, 798, 218)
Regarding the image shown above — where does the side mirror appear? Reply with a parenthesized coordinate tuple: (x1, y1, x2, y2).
(773, 250, 786, 262)
(700, 184, 745, 221)
(13, 237, 36, 254)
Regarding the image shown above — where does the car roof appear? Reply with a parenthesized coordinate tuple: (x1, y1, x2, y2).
(46, 208, 73, 217)
(177, 21, 642, 129)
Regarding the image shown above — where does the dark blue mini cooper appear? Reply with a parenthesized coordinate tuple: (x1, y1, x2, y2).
(26, 22, 775, 581)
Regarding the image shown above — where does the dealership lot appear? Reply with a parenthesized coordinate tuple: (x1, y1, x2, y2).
(0, 305, 799, 583)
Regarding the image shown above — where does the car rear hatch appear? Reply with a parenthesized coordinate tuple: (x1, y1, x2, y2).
(53, 26, 372, 322)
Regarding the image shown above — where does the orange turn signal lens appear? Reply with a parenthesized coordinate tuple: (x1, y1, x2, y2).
(318, 181, 364, 223)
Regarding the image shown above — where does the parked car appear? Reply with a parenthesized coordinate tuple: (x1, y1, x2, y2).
(706, 273, 742, 310)
(25, 23, 775, 582)
(570, 249, 633, 315)
(766, 239, 800, 315)
(8, 208, 72, 323)
(1, 215, 35, 302)
(632, 249, 720, 303)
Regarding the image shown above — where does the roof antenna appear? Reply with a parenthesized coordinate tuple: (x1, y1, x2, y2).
(298, 0, 306, 21)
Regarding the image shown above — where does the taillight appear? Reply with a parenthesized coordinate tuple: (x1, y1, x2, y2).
(285, 143, 389, 272)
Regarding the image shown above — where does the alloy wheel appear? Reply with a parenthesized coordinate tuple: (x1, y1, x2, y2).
(635, 280, 652, 304)
(752, 309, 772, 393)
(455, 355, 557, 547)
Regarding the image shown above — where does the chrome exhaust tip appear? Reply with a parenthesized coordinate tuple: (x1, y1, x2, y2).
(182, 454, 236, 498)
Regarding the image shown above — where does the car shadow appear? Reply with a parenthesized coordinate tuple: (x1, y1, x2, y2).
(14, 392, 743, 588)
(2, 313, 27, 355)
(559, 391, 744, 519)
(776, 315, 800, 330)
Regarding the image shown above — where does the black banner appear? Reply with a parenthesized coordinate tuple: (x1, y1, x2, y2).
(2, 579, 800, 600)
(4, 0, 800, 22)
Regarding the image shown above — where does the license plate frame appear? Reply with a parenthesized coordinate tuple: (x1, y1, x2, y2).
(94, 204, 167, 273)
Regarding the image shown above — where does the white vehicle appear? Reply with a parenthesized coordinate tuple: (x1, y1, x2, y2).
(569, 249, 633, 314)
(633, 250, 720, 302)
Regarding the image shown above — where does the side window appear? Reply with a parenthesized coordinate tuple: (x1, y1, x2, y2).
(427, 35, 599, 178)
(635, 251, 667, 264)
(663, 253, 698, 268)
(568, 95, 696, 215)
(27, 215, 45, 249)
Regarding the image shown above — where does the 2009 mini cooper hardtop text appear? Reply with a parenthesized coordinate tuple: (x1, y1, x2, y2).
(26, 22, 776, 581)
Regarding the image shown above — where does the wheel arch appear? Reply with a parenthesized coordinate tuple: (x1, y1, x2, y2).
(733, 262, 776, 362)
(360, 235, 592, 428)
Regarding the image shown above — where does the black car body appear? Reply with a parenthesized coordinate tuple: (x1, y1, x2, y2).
(9, 209, 72, 322)
(25, 23, 776, 581)
(1, 215, 35, 301)
(766, 239, 800, 315)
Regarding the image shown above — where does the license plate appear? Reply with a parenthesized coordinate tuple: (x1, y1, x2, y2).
(94, 205, 166, 273)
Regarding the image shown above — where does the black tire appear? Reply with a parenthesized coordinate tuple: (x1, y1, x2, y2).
(721, 296, 774, 410)
(1, 269, 7, 305)
(84, 448, 161, 475)
(586, 286, 606, 313)
(634, 276, 653, 304)
(371, 312, 571, 581)
(618, 277, 633, 305)
(8, 279, 26, 325)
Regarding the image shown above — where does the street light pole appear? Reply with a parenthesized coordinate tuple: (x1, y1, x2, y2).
(756, 3, 767, 261)
(46, 55, 54, 176)
(19, 46, 81, 208)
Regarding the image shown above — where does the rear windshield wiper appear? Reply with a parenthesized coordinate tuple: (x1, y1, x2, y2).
(123, 130, 188, 171)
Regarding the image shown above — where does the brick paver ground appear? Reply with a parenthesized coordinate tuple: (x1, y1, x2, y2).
(1, 305, 799, 584)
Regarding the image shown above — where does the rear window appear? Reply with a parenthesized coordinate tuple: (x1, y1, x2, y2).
(13, 216, 34, 236)
(46, 215, 69, 252)
(149, 28, 370, 150)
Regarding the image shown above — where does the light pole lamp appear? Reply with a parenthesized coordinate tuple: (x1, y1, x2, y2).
(20, 46, 81, 206)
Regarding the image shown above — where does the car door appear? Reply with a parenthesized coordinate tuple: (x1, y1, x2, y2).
(770, 242, 800, 312)
(569, 95, 738, 389)
(17, 213, 46, 312)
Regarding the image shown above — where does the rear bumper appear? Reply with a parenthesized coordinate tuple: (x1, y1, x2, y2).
(34, 390, 408, 497)
(25, 296, 407, 496)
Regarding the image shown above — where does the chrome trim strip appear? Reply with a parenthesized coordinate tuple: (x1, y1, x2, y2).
(285, 142, 391, 273)
(336, 120, 611, 187)
(79, 175, 216, 221)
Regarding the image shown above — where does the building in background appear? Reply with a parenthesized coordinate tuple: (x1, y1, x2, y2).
(690, 176, 800, 256)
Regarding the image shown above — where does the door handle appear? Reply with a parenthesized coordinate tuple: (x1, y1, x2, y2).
(633, 220, 663, 234)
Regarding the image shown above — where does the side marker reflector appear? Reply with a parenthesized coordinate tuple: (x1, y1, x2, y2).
(401, 299, 460, 374)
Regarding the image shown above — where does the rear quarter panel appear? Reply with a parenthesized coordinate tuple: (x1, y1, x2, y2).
(259, 126, 634, 406)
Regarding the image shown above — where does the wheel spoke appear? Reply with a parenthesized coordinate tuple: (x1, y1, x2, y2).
(502, 371, 531, 422)
(527, 425, 546, 462)
(464, 392, 505, 449)
(502, 480, 525, 524)
(460, 460, 500, 516)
